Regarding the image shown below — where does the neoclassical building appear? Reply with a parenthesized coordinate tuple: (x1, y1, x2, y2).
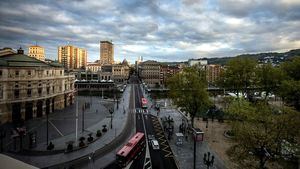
(138, 60, 161, 87)
(0, 48, 75, 124)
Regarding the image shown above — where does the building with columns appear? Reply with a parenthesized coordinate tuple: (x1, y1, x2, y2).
(0, 48, 75, 124)
(28, 45, 45, 61)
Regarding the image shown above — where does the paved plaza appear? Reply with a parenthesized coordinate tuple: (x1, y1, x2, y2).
(3, 85, 133, 168)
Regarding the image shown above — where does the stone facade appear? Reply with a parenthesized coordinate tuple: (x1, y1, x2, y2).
(0, 50, 75, 124)
(138, 60, 161, 87)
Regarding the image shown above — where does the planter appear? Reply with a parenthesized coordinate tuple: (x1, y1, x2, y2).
(87, 133, 94, 142)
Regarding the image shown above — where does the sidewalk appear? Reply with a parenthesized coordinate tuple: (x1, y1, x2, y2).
(141, 86, 227, 169)
(5, 85, 132, 168)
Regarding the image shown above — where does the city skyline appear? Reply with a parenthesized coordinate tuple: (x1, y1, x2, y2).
(0, 0, 299, 63)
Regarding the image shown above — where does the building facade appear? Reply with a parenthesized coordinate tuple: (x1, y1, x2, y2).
(28, 45, 45, 61)
(188, 58, 208, 67)
(206, 64, 222, 84)
(0, 47, 16, 57)
(58, 45, 87, 70)
(138, 60, 161, 87)
(86, 62, 101, 72)
(100, 41, 114, 65)
(0, 49, 75, 124)
(160, 65, 181, 86)
(76, 63, 129, 84)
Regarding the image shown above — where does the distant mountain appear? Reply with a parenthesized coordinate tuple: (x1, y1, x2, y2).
(208, 49, 300, 65)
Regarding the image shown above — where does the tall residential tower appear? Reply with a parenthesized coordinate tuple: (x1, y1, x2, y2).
(58, 45, 87, 70)
(100, 41, 114, 65)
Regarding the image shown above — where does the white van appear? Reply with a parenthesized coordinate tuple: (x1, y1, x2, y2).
(151, 140, 160, 150)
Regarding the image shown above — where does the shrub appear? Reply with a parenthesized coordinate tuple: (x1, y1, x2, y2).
(96, 130, 102, 137)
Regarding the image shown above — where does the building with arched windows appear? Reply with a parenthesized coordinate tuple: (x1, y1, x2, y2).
(0, 48, 75, 125)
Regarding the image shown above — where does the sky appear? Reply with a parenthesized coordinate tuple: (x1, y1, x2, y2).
(0, 0, 299, 63)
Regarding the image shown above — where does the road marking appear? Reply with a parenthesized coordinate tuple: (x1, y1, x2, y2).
(48, 120, 64, 136)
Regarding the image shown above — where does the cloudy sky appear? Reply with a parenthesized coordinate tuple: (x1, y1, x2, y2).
(0, 0, 299, 63)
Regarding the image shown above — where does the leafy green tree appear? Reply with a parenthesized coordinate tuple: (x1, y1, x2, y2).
(227, 99, 300, 169)
(167, 67, 211, 127)
(219, 57, 257, 99)
(255, 63, 285, 100)
(281, 56, 300, 81)
(279, 56, 300, 110)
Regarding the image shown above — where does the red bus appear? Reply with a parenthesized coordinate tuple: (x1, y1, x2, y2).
(141, 97, 147, 109)
(116, 132, 146, 168)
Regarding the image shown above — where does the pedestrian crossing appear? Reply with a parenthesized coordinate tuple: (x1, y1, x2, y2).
(144, 157, 152, 169)
(151, 117, 174, 158)
(134, 108, 149, 114)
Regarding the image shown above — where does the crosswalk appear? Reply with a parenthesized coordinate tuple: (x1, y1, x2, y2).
(144, 157, 152, 169)
(134, 108, 149, 114)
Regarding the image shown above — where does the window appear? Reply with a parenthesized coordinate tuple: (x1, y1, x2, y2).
(52, 86, 55, 93)
(38, 88, 42, 96)
(28, 71, 31, 76)
(0, 70, 2, 77)
(15, 71, 19, 76)
(60, 70, 62, 75)
(14, 89, 19, 98)
(46, 71, 49, 75)
(27, 89, 31, 97)
(47, 87, 50, 95)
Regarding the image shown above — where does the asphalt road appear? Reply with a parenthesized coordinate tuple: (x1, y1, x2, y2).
(106, 76, 178, 169)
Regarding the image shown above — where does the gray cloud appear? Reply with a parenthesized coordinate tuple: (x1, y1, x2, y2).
(0, 0, 299, 63)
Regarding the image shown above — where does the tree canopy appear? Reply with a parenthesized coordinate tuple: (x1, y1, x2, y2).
(227, 99, 300, 169)
(167, 66, 211, 127)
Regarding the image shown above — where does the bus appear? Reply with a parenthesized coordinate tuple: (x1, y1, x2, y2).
(116, 132, 146, 168)
(141, 97, 147, 109)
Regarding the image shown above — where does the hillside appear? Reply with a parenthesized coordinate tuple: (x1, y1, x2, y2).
(208, 49, 300, 65)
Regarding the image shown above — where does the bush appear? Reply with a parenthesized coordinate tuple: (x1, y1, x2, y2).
(96, 130, 102, 137)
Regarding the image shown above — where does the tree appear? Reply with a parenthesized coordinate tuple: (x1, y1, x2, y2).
(227, 99, 300, 169)
(279, 57, 300, 110)
(219, 57, 257, 99)
(255, 63, 285, 100)
(167, 67, 211, 127)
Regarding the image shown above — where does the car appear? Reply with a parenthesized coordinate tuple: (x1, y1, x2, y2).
(148, 134, 155, 140)
(151, 139, 160, 150)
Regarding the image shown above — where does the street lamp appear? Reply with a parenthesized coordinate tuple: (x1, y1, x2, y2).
(192, 128, 204, 169)
(109, 109, 114, 129)
(203, 152, 214, 169)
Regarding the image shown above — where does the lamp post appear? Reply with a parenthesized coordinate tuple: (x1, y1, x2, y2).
(192, 128, 204, 169)
(203, 152, 214, 169)
(109, 109, 114, 129)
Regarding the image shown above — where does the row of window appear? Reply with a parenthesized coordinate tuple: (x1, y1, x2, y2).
(13, 84, 73, 99)
(1, 70, 63, 77)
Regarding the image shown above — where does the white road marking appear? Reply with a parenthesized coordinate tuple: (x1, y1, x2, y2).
(48, 120, 64, 136)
